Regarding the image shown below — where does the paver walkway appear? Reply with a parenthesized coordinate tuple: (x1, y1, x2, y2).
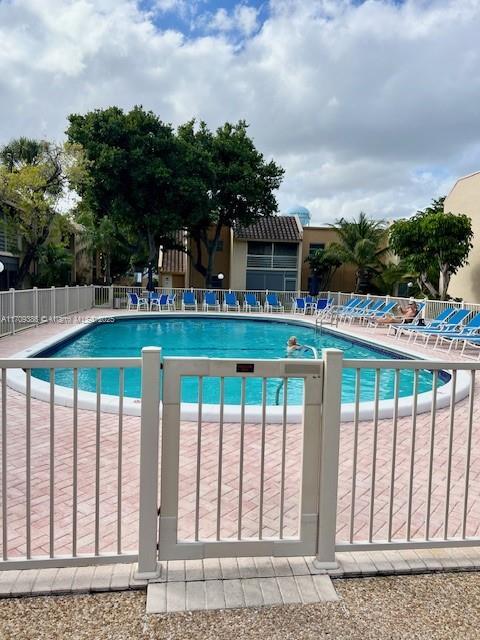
(0, 310, 479, 561)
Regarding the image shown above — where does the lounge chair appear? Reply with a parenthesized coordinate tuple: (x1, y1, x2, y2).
(292, 298, 307, 314)
(407, 309, 471, 345)
(347, 299, 385, 324)
(150, 293, 173, 311)
(223, 292, 240, 311)
(265, 293, 284, 312)
(314, 298, 332, 315)
(203, 291, 220, 311)
(243, 293, 262, 312)
(181, 291, 198, 311)
(389, 307, 455, 338)
(127, 292, 149, 311)
(431, 313, 480, 351)
(338, 298, 372, 322)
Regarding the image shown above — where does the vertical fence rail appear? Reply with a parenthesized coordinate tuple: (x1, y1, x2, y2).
(136, 347, 162, 578)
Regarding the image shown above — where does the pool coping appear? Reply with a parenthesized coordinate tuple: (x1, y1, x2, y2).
(5, 311, 471, 423)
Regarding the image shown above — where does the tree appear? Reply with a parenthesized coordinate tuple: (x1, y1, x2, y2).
(178, 120, 284, 287)
(389, 198, 473, 300)
(329, 212, 389, 293)
(305, 248, 342, 291)
(66, 106, 188, 289)
(0, 138, 78, 287)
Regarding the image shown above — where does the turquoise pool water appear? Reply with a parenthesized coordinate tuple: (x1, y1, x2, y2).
(33, 317, 444, 405)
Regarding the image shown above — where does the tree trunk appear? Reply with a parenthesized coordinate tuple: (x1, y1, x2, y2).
(146, 229, 157, 292)
(15, 245, 38, 288)
(199, 223, 223, 288)
(438, 265, 450, 300)
(418, 273, 438, 298)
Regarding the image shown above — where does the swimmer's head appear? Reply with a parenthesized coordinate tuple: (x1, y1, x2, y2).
(287, 336, 298, 346)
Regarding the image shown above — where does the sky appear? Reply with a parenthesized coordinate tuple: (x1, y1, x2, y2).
(1, 0, 480, 224)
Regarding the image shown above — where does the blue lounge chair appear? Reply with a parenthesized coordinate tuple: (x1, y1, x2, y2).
(265, 293, 284, 312)
(432, 313, 480, 351)
(127, 292, 148, 311)
(314, 298, 332, 315)
(339, 298, 371, 321)
(243, 293, 262, 312)
(223, 292, 240, 311)
(150, 293, 173, 311)
(391, 307, 455, 338)
(203, 291, 220, 311)
(182, 291, 197, 311)
(292, 298, 306, 314)
(348, 299, 384, 323)
(409, 309, 471, 345)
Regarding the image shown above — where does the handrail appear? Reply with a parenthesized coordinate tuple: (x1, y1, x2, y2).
(303, 344, 319, 359)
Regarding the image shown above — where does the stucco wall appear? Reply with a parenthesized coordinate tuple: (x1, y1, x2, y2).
(445, 172, 480, 302)
(229, 239, 247, 290)
(301, 227, 357, 292)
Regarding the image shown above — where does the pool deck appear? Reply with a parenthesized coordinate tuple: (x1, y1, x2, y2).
(1, 308, 480, 599)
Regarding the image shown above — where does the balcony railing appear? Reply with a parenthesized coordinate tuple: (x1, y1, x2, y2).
(246, 254, 297, 269)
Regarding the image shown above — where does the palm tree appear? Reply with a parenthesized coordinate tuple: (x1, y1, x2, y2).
(329, 212, 388, 293)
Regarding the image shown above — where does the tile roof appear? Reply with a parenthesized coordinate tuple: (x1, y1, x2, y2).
(233, 216, 302, 242)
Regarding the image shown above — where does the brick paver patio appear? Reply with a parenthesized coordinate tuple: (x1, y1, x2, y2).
(0, 309, 479, 560)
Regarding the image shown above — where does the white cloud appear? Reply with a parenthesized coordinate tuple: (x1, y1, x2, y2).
(1, 0, 480, 224)
(208, 4, 259, 37)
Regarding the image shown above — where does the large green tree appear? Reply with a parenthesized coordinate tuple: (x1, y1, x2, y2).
(329, 212, 389, 293)
(305, 248, 342, 291)
(389, 198, 473, 300)
(0, 137, 78, 287)
(178, 120, 285, 287)
(66, 106, 188, 288)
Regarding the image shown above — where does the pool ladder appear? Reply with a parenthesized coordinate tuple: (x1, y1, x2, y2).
(275, 343, 319, 405)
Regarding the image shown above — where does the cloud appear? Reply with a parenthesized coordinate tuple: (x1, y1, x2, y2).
(208, 4, 260, 37)
(1, 0, 480, 224)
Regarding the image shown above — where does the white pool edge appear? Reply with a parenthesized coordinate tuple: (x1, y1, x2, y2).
(6, 311, 471, 423)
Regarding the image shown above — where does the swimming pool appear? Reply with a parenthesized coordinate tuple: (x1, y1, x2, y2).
(31, 316, 445, 406)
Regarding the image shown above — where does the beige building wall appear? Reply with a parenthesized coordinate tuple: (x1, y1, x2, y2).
(229, 239, 248, 289)
(445, 171, 480, 302)
(301, 227, 357, 292)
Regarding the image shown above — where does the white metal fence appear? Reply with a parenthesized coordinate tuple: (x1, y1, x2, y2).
(0, 354, 141, 569)
(0, 285, 95, 338)
(1, 298, 480, 571)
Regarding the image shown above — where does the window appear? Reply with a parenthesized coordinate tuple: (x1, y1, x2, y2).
(309, 243, 325, 256)
(273, 242, 297, 256)
(247, 242, 272, 256)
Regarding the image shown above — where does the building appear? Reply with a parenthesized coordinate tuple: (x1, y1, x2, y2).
(444, 171, 480, 302)
(159, 209, 357, 293)
(0, 216, 21, 289)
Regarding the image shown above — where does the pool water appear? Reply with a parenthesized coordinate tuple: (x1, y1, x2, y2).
(33, 317, 444, 405)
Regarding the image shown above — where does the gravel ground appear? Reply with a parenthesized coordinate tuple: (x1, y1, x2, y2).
(0, 573, 479, 640)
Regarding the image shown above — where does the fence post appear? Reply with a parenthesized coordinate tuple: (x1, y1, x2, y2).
(76, 285, 80, 313)
(51, 286, 56, 320)
(108, 285, 114, 309)
(65, 285, 69, 316)
(10, 288, 15, 335)
(33, 287, 39, 326)
(136, 346, 162, 579)
(315, 348, 343, 569)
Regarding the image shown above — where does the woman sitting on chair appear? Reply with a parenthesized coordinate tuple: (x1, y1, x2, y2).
(374, 301, 419, 326)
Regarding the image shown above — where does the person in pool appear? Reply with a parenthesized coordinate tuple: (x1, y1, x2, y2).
(374, 300, 419, 325)
(286, 336, 303, 355)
